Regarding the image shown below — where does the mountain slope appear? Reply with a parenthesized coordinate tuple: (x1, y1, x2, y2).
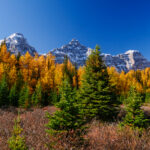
(0, 33, 149, 72)
(51, 39, 150, 72)
(51, 39, 91, 66)
(102, 50, 150, 72)
(0, 33, 37, 56)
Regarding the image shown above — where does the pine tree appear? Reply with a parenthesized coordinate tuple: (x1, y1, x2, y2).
(46, 79, 84, 135)
(62, 56, 74, 85)
(9, 83, 19, 106)
(18, 83, 30, 108)
(121, 86, 149, 129)
(78, 45, 118, 122)
(49, 89, 60, 104)
(0, 75, 9, 107)
(31, 81, 43, 106)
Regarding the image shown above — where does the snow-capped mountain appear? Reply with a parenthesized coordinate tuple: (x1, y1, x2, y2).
(102, 50, 150, 72)
(51, 39, 91, 66)
(0, 33, 150, 72)
(51, 39, 150, 72)
(0, 33, 37, 56)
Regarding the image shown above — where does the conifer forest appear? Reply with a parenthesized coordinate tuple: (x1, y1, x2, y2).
(0, 42, 150, 150)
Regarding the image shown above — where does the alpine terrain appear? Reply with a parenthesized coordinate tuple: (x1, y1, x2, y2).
(1, 33, 150, 72)
(0, 33, 37, 56)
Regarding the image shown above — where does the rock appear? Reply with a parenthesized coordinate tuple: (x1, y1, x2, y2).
(0, 33, 37, 56)
(50, 39, 150, 72)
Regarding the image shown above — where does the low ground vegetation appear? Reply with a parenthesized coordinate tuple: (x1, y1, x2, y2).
(0, 44, 150, 149)
(0, 106, 150, 150)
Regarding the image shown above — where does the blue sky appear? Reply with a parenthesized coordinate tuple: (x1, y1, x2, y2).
(0, 0, 150, 59)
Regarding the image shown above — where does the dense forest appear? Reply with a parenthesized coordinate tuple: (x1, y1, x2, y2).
(0, 42, 150, 149)
(0, 42, 150, 107)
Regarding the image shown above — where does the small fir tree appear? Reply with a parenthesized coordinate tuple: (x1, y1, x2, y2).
(0, 75, 9, 107)
(16, 71, 24, 91)
(18, 83, 30, 108)
(62, 56, 74, 85)
(46, 79, 84, 135)
(78, 45, 118, 122)
(9, 83, 19, 106)
(49, 89, 60, 104)
(31, 81, 43, 106)
(121, 86, 149, 129)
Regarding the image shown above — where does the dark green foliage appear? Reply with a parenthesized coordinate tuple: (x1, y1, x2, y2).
(46, 79, 85, 135)
(32, 82, 43, 106)
(0, 75, 9, 107)
(42, 91, 50, 106)
(9, 83, 19, 106)
(145, 92, 150, 103)
(62, 56, 74, 85)
(78, 45, 119, 122)
(18, 83, 30, 108)
(15, 71, 24, 94)
(16, 52, 21, 71)
(49, 89, 60, 104)
(118, 95, 126, 104)
(121, 87, 149, 129)
(9, 71, 24, 107)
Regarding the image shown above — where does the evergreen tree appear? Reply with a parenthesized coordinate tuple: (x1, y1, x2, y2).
(18, 83, 30, 108)
(62, 55, 74, 85)
(16, 52, 21, 71)
(121, 87, 149, 129)
(145, 92, 150, 103)
(0, 75, 9, 107)
(16, 71, 24, 92)
(49, 89, 60, 104)
(78, 45, 118, 122)
(9, 83, 19, 106)
(46, 79, 84, 135)
(31, 81, 43, 106)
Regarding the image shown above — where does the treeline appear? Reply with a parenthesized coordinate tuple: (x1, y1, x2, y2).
(6, 45, 150, 150)
(0, 42, 80, 107)
(0, 41, 150, 108)
(108, 66, 150, 102)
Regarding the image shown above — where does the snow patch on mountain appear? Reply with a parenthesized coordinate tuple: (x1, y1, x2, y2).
(0, 33, 37, 56)
(50, 39, 150, 72)
(0, 33, 149, 72)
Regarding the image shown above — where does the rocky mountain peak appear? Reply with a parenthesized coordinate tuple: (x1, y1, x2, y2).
(124, 50, 140, 54)
(0, 33, 37, 56)
(69, 39, 80, 45)
(51, 40, 150, 72)
(51, 39, 88, 66)
(8, 33, 24, 39)
(0, 34, 150, 72)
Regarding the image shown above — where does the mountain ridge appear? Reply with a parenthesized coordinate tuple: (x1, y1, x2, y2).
(50, 39, 150, 72)
(1, 33, 150, 72)
(0, 33, 37, 56)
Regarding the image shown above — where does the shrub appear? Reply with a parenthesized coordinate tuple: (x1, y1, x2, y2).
(8, 114, 28, 150)
(46, 79, 85, 149)
(120, 87, 150, 130)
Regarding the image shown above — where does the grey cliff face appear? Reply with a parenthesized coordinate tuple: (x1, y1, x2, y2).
(51, 39, 90, 67)
(0, 34, 150, 72)
(102, 50, 150, 72)
(0, 33, 37, 56)
(51, 40, 150, 72)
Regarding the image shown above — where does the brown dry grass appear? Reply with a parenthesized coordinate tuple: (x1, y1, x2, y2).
(0, 106, 57, 150)
(86, 122, 150, 150)
(0, 106, 150, 150)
